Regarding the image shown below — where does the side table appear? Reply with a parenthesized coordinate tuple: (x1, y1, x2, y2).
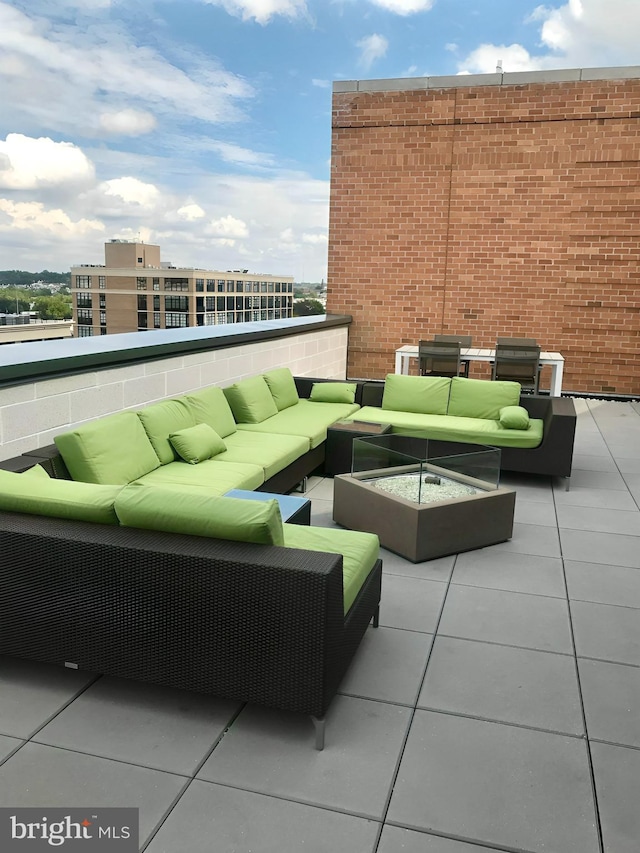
(223, 489, 311, 525)
(325, 420, 392, 476)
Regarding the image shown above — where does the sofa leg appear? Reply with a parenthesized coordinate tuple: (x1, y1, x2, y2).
(565, 476, 571, 492)
(373, 605, 380, 628)
(311, 715, 325, 751)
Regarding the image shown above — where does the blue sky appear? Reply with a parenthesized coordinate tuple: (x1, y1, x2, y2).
(0, 0, 637, 281)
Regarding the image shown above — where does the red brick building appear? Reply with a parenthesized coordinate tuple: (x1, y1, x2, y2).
(327, 68, 640, 396)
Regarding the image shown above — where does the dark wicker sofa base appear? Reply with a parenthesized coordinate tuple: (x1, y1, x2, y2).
(0, 511, 382, 746)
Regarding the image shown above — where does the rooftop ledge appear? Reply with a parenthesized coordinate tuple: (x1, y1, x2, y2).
(333, 64, 640, 93)
(0, 314, 352, 388)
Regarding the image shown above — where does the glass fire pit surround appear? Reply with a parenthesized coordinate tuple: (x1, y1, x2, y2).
(332, 434, 516, 562)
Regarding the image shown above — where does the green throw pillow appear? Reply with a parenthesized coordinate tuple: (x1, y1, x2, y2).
(169, 423, 226, 464)
(263, 368, 299, 411)
(223, 375, 279, 424)
(447, 377, 522, 420)
(115, 483, 284, 546)
(499, 405, 531, 430)
(137, 398, 196, 465)
(310, 382, 357, 404)
(382, 374, 451, 415)
(0, 469, 122, 524)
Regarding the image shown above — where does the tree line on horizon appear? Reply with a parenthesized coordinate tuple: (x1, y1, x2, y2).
(0, 269, 71, 286)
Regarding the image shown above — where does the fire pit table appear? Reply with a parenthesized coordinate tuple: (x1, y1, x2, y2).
(333, 434, 516, 562)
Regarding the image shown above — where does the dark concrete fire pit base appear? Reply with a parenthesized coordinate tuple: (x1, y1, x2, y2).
(333, 471, 516, 563)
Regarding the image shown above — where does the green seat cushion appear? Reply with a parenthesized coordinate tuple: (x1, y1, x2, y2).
(22, 464, 50, 479)
(137, 398, 196, 464)
(217, 431, 309, 480)
(263, 368, 299, 411)
(0, 469, 123, 524)
(350, 408, 544, 448)
(184, 386, 238, 438)
(169, 423, 227, 464)
(137, 458, 264, 493)
(54, 411, 161, 485)
(115, 483, 284, 546)
(499, 405, 531, 430)
(283, 523, 379, 614)
(224, 376, 279, 424)
(447, 377, 521, 420)
(310, 382, 357, 404)
(382, 374, 451, 415)
(236, 398, 360, 449)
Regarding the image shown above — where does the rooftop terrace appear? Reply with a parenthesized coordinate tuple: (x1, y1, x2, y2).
(0, 322, 639, 852)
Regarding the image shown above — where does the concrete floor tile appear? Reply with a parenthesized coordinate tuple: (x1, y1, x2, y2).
(572, 453, 618, 472)
(514, 498, 558, 527)
(591, 741, 640, 853)
(568, 469, 630, 491)
(484, 522, 560, 558)
(579, 658, 640, 748)
(572, 600, 640, 666)
(561, 529, 640, 569)
(499, 474, 553, 502)
(438, 585, 573, 653)
(197, 695, 411, 820)
(553, 488, 638, 510)
(418, 637, 583, 734)
(0, 743, 186, 845)
(452, 550, 565, 598)
(34, 677, 242, 775)
(0, 734, 22, 762)
(557, 505, 640, 536)
(378, 575, 447, 633)
(145, 780, 380, 853)
(387, 711, 599, 853)
(378, 826, 498, 852)
(339, 626, 432, 705)
(381, 551, 454, 582)
(0, 656, 97, 739)
(566, 560, 640, 608)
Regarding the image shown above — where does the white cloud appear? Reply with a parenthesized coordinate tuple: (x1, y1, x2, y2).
(302, 232, 327, 244)
(98, 109, 157, 136)
(0, 134, 95, 189)
(201, 0, 309, 24)
(312, 78, 331, 88)
(0, 198, 104, 237)
(177, 203, 206, 221)
(357, 33, 389, 70)
(460, 0, 640, 73)
(209, 141, 275, 167)
(100, 177, 161, 209)
(368, 0, 434, 13)
(207, 214, 249, 238)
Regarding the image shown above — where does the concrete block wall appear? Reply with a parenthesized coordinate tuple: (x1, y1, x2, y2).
(328, 71, 640, 395)
(0, 326, 349, 462)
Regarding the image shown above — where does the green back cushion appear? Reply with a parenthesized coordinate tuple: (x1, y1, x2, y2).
(499, 405, 531, 430)
(224, 376, 278, 424)
(448, 377, 521, 420)
(382, 374, 451, 415)
(310, 382, 357, 404)
(263, 368, 299, 411)
(137, 399, 196, 464)
(184, 386, 238, 438)
(115, 483, 284, 546)
(169, 423, 226, 464)
(54, 411, 161, 485)
(0, 469, 122, 524)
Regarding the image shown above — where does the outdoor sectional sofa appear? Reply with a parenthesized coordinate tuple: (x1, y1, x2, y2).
(353, 374, 577, 486)
(0, 368, 382, 749)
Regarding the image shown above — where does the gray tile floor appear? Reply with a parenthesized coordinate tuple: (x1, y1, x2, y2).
(1, 398, 639, 852)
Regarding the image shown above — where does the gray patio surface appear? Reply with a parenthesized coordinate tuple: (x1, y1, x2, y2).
(1, 398, 639, 852)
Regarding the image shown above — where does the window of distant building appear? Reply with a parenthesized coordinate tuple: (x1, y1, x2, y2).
(78, 326, 93, 337)
(165, 312, 188, 328)
(195, 278, 204, 292)
(137, 257, 143, 264)
(137, 277, 147, 290)
(75, 275, 91, 289)
(99, 294, 106, 309)
(98, 276, 106, 289)
(77, 309, 92, 324)
(153, 312, 161, 328)
(137, 295, 147, 310)
(152, 278, 160, 290)
(99, 311, 106, 325)
(100, 327, 107, 335)
(138, 312, 148, 329)
(268, 282, 274, 292)
(153, 295, 160, 310)
(165, 295, 188, 311)
(236, 281, 244, 292)
(164, 279, 188, 291)
(76, 293, 92, 308)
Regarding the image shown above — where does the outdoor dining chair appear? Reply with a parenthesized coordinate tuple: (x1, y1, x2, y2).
(492, 343, 541, 393)
(419, 339, 462, 378)
(434, 334, 472, 376)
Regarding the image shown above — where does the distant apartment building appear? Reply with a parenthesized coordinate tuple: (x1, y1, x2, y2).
(71, 241, 294, 337)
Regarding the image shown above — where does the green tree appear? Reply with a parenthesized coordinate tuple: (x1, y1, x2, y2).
(32, 295, 73, 320)
(293, 299, 325, 317)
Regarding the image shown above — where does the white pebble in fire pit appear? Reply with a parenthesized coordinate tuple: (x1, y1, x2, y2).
(370, 473, 478, 504)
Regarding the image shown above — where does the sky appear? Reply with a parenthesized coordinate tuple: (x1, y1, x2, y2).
(0, 0, 638, 282)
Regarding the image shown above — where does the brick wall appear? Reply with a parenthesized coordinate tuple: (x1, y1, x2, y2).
(328, 75, 640, 395)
